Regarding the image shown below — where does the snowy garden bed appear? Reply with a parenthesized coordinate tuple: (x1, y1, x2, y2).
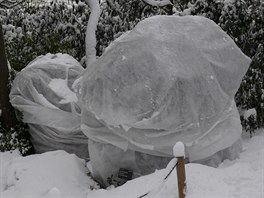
(1, 129, 263, 198)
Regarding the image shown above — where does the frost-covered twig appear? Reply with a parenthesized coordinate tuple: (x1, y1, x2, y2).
(85, 0, 101, 67)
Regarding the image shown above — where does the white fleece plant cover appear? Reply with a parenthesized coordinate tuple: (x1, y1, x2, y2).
(10, 53, 89, 160)
(79, 15, 251, 185)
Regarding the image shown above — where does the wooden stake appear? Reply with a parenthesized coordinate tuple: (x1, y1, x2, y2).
(176, 156, 186, 198)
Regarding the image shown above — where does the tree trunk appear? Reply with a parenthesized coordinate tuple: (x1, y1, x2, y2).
(0, 22, 16, 129)
(167, 0, 173, 15)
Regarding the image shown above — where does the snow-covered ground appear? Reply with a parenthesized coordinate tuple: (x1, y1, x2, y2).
(1, 129, 263, 198)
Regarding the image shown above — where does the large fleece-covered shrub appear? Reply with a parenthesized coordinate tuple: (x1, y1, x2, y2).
(78, 15, 251, 186)
(9, 53, 89, 160)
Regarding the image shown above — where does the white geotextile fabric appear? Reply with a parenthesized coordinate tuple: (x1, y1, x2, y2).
(79, 15, 251, 184)
(10, 53, 89, 159)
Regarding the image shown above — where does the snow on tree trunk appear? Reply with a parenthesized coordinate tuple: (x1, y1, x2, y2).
(85, 0, 101, 67)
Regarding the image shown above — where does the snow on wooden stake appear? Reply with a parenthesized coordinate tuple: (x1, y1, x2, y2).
(173, 141, 185, 158)
(173, 142, 186, 198)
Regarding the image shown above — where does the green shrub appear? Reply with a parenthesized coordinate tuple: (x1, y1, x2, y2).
(0, 115, 34, 156)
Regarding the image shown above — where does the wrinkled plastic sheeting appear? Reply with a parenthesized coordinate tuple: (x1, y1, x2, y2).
(79, 16, 251, 185)
(10, 53, 89, 160)
(87, 138, 242, 187)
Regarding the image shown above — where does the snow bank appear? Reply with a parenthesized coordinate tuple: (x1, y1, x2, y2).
(0, 150, 98, 198)
(79, 15, 251, 185)
(10, 53, 89, 159)
(0, 130, 263, 198)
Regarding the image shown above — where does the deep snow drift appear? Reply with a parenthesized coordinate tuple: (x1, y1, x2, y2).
(0, 130, 263, 198)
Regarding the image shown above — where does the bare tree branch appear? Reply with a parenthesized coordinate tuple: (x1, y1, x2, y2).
(0, 0, 26, 9)
(142, 0, 172, 7)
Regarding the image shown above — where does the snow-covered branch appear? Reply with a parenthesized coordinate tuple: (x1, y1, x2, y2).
(142, 0, 172, 7)
(106, 0, 122, 15)
(85, 0, 101, 67)
(0, 0, 25, 8)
